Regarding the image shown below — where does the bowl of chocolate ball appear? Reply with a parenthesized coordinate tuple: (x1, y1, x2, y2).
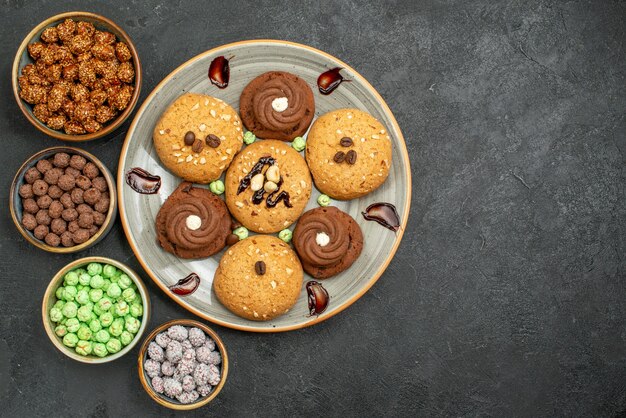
(10, 146, 116, 253)
(42, 257, 150, 363)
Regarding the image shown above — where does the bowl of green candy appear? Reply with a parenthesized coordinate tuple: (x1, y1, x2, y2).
(42, 256, 151, 363)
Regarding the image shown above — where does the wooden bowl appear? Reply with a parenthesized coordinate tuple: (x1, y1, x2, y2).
(42, 256, 151, 364)
(138, 319, 229, 410)
(12, 11, 142, 141)
(9, 146, 117, 253)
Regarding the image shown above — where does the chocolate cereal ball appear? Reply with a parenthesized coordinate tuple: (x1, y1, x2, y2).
(51, 218, 67, 235)
(44, 167, 63, 185)
(72, 228, 90, 244)
(83, 188, 101, 205)
(22, 213, 37, 230)
(60, 193, 75, 209)
(34, 224, 49, 240)
(58, 174, 76, 191)
(68, 220, 79, 233)
(78, 212, 94, 228)
(71, 188, 84, 204)
(36, 195, 52, 209)
(76, 203, 92, 215)
(75, 175, 91, 190)
(64, 167, 81, 178)
(24, 167, 41, 184)
(32, 179, 49, 196)
(94, 197, 109, 214)
(62, 208, 78, 222)
(92, 211, 105, 226)
(61, 231, 74, 247)
(69, 155, 87, 170)
(89, 225, 98, 237)
(45, 233, 61, 247)
(23, 198, 39, 214)
(36, 209, 52, 226)
(19, 184, 34, 199)
(36, 159, 53, 173)
(48, 185, 63, 199)
(53, 152, 71, 168)
(91, 177, 108, 192)
(83, 162, 100, 179)
(48, 200, 64, 218)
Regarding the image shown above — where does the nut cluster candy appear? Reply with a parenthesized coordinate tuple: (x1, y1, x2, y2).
(18, 18, 135, 134)
(19, 152, 110, 247)
(145, 325, 222, 404)
(49, 262, 144, 357)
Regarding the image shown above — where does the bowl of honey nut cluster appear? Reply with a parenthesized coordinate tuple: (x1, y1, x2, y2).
(12, 11, 141, 141)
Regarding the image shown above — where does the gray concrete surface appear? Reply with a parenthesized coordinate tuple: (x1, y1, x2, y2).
(0, 0, 624, 416)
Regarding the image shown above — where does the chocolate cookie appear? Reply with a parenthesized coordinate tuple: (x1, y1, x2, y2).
(239, 71, 315, 141)
(155, 182, 231, 259)
(306, 108, 392, 200)
(224, 140, 312, 233)
(293, 206, 363, 279)
(213, 235, 303, 321)
(153, 93, 243, 183)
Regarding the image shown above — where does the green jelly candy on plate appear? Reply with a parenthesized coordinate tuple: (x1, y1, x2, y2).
(125, 316, 140, 334)
(89, 288, 103, 303)
(93, 343, 108, 358)
(106, 338, 122, 354)
(89, 319, 102, 333)
(89, 274, 104, 289)
(49, 307, 64, 322)
(66, 318, 80, 333)
(78, 273, 91, 286)
(61, 302, 78, 318)
(75, 289, 90, 305)
(64, 271, 79, 286)
(101, 279, 111, 292)
(109, 318, 124, 337)
(107, 283, 121, 299)
(120, 330, 133, 346)
(63, 333, 78, 348)
(55, 286, 65, 300)
(95, 329, 110, 343)
(77, 325, 92, 341)
(75, 340, 93, 356)
(130, 303, 143, 318)
(54, 325, 68, 337)
(117, 274, 132, 290)
(77, 305, 92, 322)
(87, 263, 103, 276)
(100, 312, 114, 328)
(115, 301, 129, 317)
(102, 264, 117, 279)
(63, 286, 77, 302)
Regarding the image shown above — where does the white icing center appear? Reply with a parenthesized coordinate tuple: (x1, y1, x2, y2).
(185, 215, 202, 230)
(271, 97, 289, 112)
(316, 232, 330, 247)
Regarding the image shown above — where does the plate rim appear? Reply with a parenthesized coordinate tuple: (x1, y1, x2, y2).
(117, 39, 412, 332)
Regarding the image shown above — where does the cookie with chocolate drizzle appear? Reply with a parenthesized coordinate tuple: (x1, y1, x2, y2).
(293, 206, 364, 279)
(155, 182, 231, 259)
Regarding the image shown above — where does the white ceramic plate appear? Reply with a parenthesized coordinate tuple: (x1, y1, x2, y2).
(118, 40, 411, 332)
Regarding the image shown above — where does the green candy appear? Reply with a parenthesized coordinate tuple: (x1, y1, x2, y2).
(102, 264, 117, 279)
(75, 289, 90, 305)
(243, 131, 256, 145)
(53, 300, 65, 310)
(78, 272, 92, 286)
(115, 301, 130, 317)
(61, 301, 78, 318)
(77, 305, 92, 322)
(233, 226, 249, 240)
(64, 271, 79, 286)
(63, 286, 77, 302)
(55, 286, 65, 300)
(100, 312, 114, 328)
(209, 180, 225, 195)
(317, 194, 331, 207)
(93, 343, 108, 358)
(49, 307, 63, 322)
(107, 283, 121, 299)
(63, 333, 78, 348)
(130, 303, 143, 318)
(117, 274, 132, 290)
(97, 297, 113, 312)
(95, 329, 110, 343)
(278, 229, 293, 243)
(89, 288, 103, 303)
(89, 319, 102, 333)
(125, 316, 140, 334)
(291, 136, 306, 152)
(109, 318, 124, 337)
(122, 288, 136, 304)
(87, 263, 103, 276)
(54, 324, 68, 337)
(106, 338, 122, 354)
(77, 325, 92, 341)
(75, 340, 93, 356)
(66, 318, 80, 333)
(90, 274, 104, 289)
(120, 330, 133, 346)
(101, 279, 112, 292)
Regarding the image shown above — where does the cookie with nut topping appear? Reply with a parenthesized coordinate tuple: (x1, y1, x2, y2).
(224, 140, 312, 233)
(213, 235, 303, 321)
(305, 108, 392, 200)
(153, 93, 244, 183)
